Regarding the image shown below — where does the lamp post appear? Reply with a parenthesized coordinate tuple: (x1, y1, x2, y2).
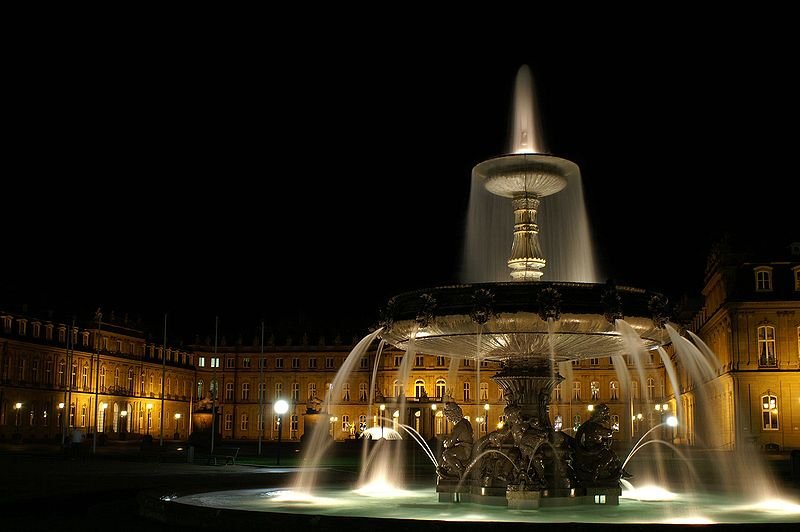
(174, 413, 181, 439)
(379, 404, 385, 439)
(58, 402, 65, 432)
(14, 402, 22, 431)
(654, 403, 668, 439)
(274, 399, 289, 466)
(146, 403, 153, 435)
(120, 410, 128, 440)
(329, 416, 338, 439)
(475, 416, 485, 435)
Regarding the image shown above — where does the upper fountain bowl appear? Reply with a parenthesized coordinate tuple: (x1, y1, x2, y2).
(473, 153, 576, 198)
(379, 281, 672, 365)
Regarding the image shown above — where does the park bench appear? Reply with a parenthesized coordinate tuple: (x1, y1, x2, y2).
(207, 446, 240, 465)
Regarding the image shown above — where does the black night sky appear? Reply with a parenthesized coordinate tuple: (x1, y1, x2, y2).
(4, 33, 798, 341)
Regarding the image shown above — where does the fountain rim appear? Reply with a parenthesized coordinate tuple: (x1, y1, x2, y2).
(472, 152, 579, 198)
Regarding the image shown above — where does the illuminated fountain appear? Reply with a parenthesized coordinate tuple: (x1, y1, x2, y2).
(159, 66, 800, 526)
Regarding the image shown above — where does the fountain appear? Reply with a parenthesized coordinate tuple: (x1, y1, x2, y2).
(152, 66, 800, 527)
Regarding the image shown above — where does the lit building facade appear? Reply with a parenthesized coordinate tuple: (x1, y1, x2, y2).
(0, 311, 194, 441)
(683, 240, 800, 450)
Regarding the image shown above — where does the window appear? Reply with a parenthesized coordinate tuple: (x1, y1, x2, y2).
(572, 414, 581, 431)
(275, 358, 284, 369)
(436, 379, 446, 399)
(99, 366, 106, 389)
(394, 356, 402, 367)
(359, 382, 368, 401)
(58, 327, 66, 343)
(647, 378, 655, 400)
(762, 394, 779, 430)
(793, 267, 800, 291)
(572, 381, 581, 401)
(258, 383, 267, 400)
(291, 415, 298, 435)
(590, 358, 599, 366)
(610, 381, 619, 400)
(225, 382, 234, 400)
(81, 365, 89, 389)
(31, 359, 39, 383)
(226, 357, 235, 368)
(240, 414, 249, 431)
(360, 357, 368, 369)
(436, 356, 446, 366)
(755, 267, 773, 291)
(481, 360, 488, 367)
(591, 381, 600, 401)
(197, 380, 204, 399)
(114, 368, 120, 388)
(81, 405, 87, 427)
(463, 382, 470, 401)
(32, 322, 40, 338)
(18, 358, 25, 381)
(553, 384, 562, 402)
(243, 358, 251, 368)
(275, 382, 283, 399)
(308, 358, 317, 369)
(258, 357, 267, 369)
(415, 355, 424, 367)
(326, 357, 334, 369)
(358, 414, 367, 432)
(211, 357, 220, 368)
(343, 383, 351, 401)
(292, 383, 300, 402)
(611, 415, 620, 431)
(463, 359, 471, 367)
(341, 414, 350, 432)
(241, 383, 250, 400)
(257, 414, 265, 431)
(45, 324, 53, 340)
(224, 414, 233, 431)
(758, 325, 777, 367)
(166, 377, 171, 395)
(308, 382, 316, 399)
(572, 359, 580, 367)
(415, 379, 425, 398)
(149, 374, 154, 394)
(45, 359, 52, 384)
(2, 316, 11, 333)
(292, 358, 300, 369)
(480, 382, 488, 401)
(436, 412, 444, 433)
(197, 357, 206, 368)
(18, 319, 27, 336)
(393, 380, 401, 397)
(71, 364, 77, 388)
(128, 369, 134, 393)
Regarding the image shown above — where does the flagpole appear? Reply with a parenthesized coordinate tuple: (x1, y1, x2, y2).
(160, 313, 167, 447)
(210, 316, 218, 455)
(92, 310, 102, 454)
(258, 320, 265, 456)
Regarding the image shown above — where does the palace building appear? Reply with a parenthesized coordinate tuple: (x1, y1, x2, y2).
(2, 242, 798, 450)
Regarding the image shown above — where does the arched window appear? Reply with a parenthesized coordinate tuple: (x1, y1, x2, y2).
(81, 364, 88, 389)
(590, 381, 600, 401)
(114, 368, 120, 388)
(609, 381, 619, 400)
(480, 382, 489, 400)
(761, 394, 779, 430)
(758, 325, 777, 367)
(647, 378, 655, 400)
(166, 377, 171, 395)
(435, 379, 446, 399)
(58, 360, 66, 387)
(393, 380, 401, 397)
(127, 368, 134, 393)
(415, 379, 425, 398)
(197, 379, 204, 399)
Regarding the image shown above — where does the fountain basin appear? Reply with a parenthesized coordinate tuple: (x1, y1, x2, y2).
(380, 281, 670, 364)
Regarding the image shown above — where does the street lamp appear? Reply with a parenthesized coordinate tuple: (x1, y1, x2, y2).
(120, 410, 128, 439)
(379, 404, 386, 439)
(58, 402, 65, 430)
(274, 399, 289, 465)
(329, 416, 338, 438)
(14, 402, 22, 428)
(174, 413, 181, 439)
(146, 404, 153, 435)
(475, 416, 485, 434)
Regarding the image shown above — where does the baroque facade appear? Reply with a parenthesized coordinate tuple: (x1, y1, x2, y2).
(1, 242, 797, 449)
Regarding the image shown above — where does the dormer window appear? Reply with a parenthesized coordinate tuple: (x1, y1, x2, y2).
(32, 322, 41, 338)
(793, 266, 800, 291)
(18, 319, 27, 336)
(754, 267, 773, 292)
(45, 324, 53, 340)
(1, 316, 11, 333)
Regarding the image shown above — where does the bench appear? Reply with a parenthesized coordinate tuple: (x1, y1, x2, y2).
(207, 446, 240, 466)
